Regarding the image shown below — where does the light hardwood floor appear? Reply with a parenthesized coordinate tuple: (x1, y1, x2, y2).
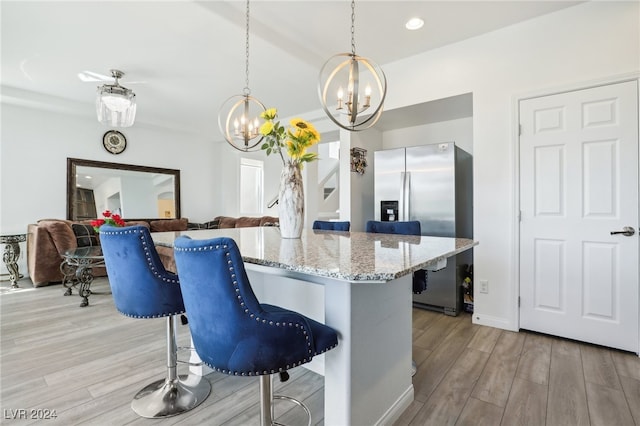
(1, 277, 639, 425)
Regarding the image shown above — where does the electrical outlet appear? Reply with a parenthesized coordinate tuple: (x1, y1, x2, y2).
(479, 280, 489, 294)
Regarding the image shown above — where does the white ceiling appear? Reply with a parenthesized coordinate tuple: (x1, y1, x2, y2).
(1, 1, 582, 140)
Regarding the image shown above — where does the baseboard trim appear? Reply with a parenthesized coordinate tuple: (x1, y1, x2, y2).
(472, 313, 517, 331)
(375, 384, 414, 426)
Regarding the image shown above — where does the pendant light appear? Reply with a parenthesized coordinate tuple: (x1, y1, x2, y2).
(218, 0, 266, 152)
(96, 69, 137, 128)
(318, 0, 387, 132)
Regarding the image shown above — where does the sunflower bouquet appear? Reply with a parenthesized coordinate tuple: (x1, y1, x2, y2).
(259, 108, 321, 167)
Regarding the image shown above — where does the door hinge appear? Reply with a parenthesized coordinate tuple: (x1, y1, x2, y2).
(518, 296, 521, 307)
(518, 210, 522, 222)
(519, 124, 522, 136)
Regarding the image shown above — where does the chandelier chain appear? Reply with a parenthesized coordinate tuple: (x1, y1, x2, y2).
(244, 0, 251, 94)
(350, 0, 356, 55)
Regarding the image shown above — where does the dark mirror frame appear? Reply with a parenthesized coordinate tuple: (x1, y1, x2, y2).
(67, 157, 181, 220)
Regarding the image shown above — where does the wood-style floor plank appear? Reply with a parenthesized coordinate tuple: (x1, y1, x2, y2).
(581, 344, 623, 390)
(546, 339, 590, 426)
(619, 375, 640, 425)
(466, 324, 502, 353)
(409, 348, 489, 425)
(585, 382, 635, 426)
(412, 317, 477, 402)
(612, 350, 640, 381)
(455, 397, 503, 426)
(501, 377, 547, 426)
(2, 277, 639, 426)
(515, 332, 552, 385)
(471, 331, 525, 407)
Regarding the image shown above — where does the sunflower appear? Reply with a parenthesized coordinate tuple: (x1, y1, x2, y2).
(290, 119, 320, 143)
(260, 108, 277, 121)
(259, 121, 274, 136)
(260, 108, 321, 166)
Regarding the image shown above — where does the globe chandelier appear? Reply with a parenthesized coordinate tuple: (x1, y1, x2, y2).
(318, 0, 387, 132)
(218, 0, 266, 152)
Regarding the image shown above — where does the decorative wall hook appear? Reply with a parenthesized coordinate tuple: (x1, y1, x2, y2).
(350, 147, 367, 175)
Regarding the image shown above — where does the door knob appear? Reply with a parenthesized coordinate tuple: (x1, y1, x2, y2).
(610, 226, 636, 236)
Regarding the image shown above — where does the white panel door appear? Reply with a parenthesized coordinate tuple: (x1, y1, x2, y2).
(519, 80, 639, 353)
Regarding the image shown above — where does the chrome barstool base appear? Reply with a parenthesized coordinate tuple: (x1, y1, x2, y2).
(272, 395, 312, 426)
(260, 374, 312, 426)
(131, 374, 211, 418)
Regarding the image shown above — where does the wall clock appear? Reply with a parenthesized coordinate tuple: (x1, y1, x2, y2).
(102, 130, 127, 155)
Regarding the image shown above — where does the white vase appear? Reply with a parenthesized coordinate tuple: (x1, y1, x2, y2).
(278, 162, 304, 239)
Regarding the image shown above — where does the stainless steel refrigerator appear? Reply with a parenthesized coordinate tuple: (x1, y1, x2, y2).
(374, 142, 473, 315)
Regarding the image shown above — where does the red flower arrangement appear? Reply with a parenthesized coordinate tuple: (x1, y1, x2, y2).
(91, 210, 126, 233)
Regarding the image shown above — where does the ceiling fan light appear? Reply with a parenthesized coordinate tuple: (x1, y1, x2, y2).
(95, 69, 137, 127)
(96, 87, 136, 127)
(100, 93, 132, 112)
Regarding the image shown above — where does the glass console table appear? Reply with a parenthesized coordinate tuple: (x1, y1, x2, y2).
(60, 246, 104, 307)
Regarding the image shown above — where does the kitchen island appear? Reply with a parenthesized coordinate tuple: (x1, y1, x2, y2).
(152, 227, 477, 426)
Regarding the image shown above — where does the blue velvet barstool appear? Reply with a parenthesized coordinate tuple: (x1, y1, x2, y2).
(100, 225, 211, 418)
(173, 236, 339, 426)
(312, 220, 351, 231)
(366, 220, 427, 376)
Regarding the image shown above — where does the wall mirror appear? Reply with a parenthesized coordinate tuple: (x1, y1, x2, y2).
(67, 158, 181, 221)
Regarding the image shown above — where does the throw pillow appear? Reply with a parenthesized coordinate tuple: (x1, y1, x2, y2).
(72, 223, 99, 247)
(204, 219, 220, 229)
(187, 222, 207, 230)
(41, 220, 77, 252)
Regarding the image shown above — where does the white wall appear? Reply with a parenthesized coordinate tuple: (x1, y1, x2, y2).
(379, 1, 639, 330)
(340, 128, 383, 232)
(382, 117, 473, 155)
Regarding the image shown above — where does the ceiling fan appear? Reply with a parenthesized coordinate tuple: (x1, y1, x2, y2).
(85, 69, 139, 127)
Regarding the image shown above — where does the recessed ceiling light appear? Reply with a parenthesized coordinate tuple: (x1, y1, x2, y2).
(405, 17, 424, 31)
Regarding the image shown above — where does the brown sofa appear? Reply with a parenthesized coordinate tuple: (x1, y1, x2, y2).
(156, 215, 279, 273)
(27, 218, 188, 287)
(214, 215, 279, 228)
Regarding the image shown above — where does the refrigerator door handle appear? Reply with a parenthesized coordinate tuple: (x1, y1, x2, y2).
(399, 172, 406, 221)
(405, 172, 411, 221)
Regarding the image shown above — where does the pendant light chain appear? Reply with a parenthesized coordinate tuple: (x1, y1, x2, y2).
(350, 0, 356, 55)
(244, 0, 251, 95)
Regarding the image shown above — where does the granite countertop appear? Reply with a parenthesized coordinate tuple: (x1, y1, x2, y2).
(152, 227, 477, 282)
